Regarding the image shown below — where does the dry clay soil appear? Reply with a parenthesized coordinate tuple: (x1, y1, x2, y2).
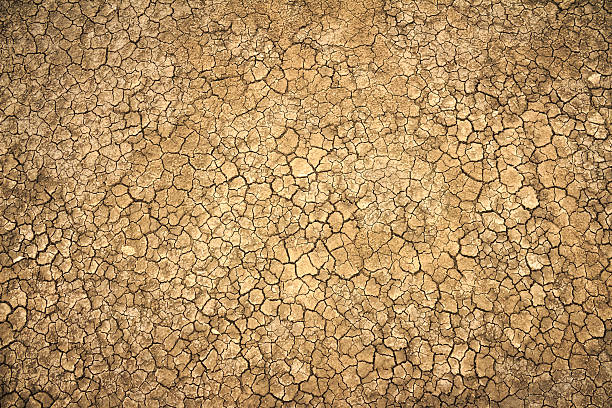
(0, 0, 611, 407)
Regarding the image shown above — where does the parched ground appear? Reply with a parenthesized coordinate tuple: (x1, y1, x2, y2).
(0, 0, 610, 406)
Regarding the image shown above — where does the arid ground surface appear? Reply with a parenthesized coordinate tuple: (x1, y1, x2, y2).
(0, 0, 611, 406)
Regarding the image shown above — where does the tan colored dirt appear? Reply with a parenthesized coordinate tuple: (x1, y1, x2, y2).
(0, 0, 610, 406)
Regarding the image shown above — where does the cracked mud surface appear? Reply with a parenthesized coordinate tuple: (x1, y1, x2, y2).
(0, 0, 611, 406)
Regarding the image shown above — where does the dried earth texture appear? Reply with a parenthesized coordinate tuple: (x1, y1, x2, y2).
(0, 0, 611, 407)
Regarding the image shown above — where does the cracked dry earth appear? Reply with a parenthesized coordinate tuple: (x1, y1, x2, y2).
(0, 0, 611, 407)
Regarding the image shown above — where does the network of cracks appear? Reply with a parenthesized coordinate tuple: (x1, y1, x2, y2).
(0, 0, 610, 407)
